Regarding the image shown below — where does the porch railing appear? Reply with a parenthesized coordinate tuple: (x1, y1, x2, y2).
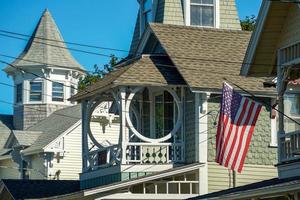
(281, 130, 300, 162)
(125, 143, 184, 164)
(87, 144, 121, 171)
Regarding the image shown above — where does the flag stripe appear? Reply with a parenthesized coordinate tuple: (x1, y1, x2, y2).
(237, 105, 262, 172)
(226, 100, 254, 168)
(233, 103, 259, 171)
(231, 101, 256, 170)
(218, 98, 247, 165)
(223, 98, 250, 167)
(215, 83, 262, 173)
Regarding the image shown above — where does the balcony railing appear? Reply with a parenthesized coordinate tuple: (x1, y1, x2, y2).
(125, 143, 184, 164)
(281, 130, 300, 162)
(86, 142, 184, 171)
(87, 144, 121, 171)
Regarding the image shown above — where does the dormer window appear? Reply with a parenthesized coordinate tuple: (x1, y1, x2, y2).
(30, 82, 42, 101)
(140, 0, 153, 35)
(185, 0, 218, 27)
(52, 82, 64, 102)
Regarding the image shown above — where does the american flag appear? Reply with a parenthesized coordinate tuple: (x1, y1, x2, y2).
(216, 82, 262, 173)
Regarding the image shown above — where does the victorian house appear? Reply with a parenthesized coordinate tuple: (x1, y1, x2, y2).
(192, 1, 300, 199)
(34, 1, 280, 199)
(0, 9, 85, 180)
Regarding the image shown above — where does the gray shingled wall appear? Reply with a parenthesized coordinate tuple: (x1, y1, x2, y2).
(14, 104, 67, 130)
(219, 0, 241, 30)
(207, 97, 277, 165)
(184, 89, 196, 163)
(129, 0, 241, 56)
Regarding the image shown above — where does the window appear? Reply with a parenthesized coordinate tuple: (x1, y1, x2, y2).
(188, 0, 215, 27)
(52, 82, 64, 102)
(16, 83, 22, 103)
(70, 85, 76, 97)
(30, 82, 42, 101)
(140, 0, 153, 34)
(154, 91, 174, 139)
(97, 151, 107, 165)
(284, 93, 300, 132)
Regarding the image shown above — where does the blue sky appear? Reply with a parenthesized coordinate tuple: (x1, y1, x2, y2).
(0, 0, 262, 114)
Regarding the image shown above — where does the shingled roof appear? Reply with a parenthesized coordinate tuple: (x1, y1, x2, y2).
(149, 23, 276, 95)
(71, 55, 186, 101)
(12, 130, 42, 147)
(3, 9, 85, 73)
(0, 115, 13, 149)
(1, 179, 80, 199)
(22, 105, 81, 155)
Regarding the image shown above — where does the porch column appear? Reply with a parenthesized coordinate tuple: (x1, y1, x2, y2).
(120, 87, 127, 165)
(195, 92, 209, 195)
(277, 52, 287, 164)
(82, 100, 89, 172)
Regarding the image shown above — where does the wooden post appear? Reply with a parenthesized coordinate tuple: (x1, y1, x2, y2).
(81, 100, 89, 172)
(233, 170, 236, 188)
(120, 87, 127, 164)
(277, 50, 286, 163)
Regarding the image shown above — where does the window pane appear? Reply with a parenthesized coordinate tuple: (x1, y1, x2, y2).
(52, 82, 64, 102)
(70, 85, 76, 96)
(30, 82, 42, 101)
(30, 93, 42, 101)
(191, 5, 201, 26)
(16, 84, 22, 103)
(30, 82, 42, 91)
(202, 0, 214, 4)
(191, 0, 213, 5)
(202, 6, 214, 26)
(155, 94, 164, 138)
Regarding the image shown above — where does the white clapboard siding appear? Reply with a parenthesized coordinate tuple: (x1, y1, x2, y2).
(49, 124, 82, 180)
(30, 154, 46, 179)
(208, 162, 277, 193)
(89, 121, 120, 145)
(0, 159, 20, 179)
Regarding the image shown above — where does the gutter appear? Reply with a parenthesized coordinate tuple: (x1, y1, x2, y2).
(215, 181, 300, 200)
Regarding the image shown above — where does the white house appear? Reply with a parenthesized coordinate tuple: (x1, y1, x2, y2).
(0, 9, 114, 181)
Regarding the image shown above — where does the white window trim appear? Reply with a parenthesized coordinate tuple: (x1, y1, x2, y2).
(184, 0, 220, 28)
(15, 83, 23, 104)
(52, 81, 65, 103)
(270, 99, 278, 147)
(29, 81, 43, 103)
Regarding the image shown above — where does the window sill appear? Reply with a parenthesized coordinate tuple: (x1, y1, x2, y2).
(269, 143, 278, 148)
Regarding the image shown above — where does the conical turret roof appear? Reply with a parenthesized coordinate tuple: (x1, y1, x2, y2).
(4, 9, 85, 73)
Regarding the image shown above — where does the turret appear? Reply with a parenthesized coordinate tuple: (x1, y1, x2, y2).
(3, 9, 85, 130)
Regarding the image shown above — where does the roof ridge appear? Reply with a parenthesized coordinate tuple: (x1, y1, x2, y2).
(4, 9, 85, 73)
(149, 22, 251, 35)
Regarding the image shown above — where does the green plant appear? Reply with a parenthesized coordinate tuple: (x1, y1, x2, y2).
(78, 55, 118, 90)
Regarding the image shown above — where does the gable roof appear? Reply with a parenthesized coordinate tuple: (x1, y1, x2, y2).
(71, 55, 186, 101)
(147, 23, 276, 95)
(3, 9, 85, 74)
(1, 179, 80, 199)
(12, 130, 42, 147)
(0, 115, 13, 149)
(241, 1, 292, 76)
(22, 105, 81, 155)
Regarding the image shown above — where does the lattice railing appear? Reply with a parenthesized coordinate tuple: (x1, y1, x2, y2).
(125, 143, 184, 164)
(281, 131, 300, 162)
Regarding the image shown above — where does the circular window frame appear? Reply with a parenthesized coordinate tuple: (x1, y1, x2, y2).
(125, 87, 182, 143)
